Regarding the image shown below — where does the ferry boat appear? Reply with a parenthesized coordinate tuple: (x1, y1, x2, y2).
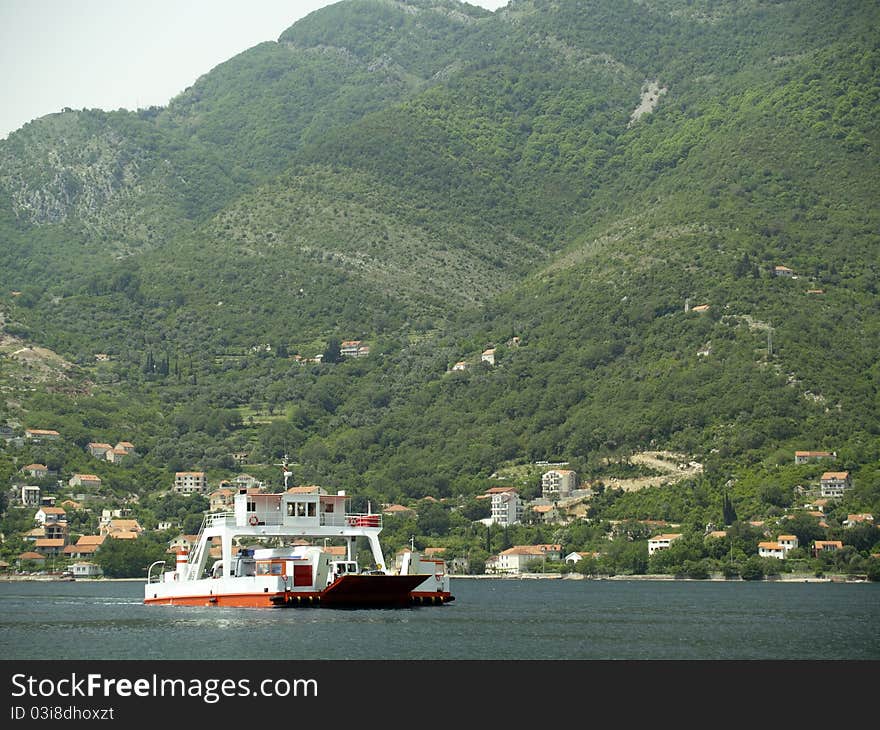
(144, 486, 453, 608)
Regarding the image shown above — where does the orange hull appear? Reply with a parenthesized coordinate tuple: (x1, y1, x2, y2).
(144, 574, 454, 608)
(144, 591, 453, 608)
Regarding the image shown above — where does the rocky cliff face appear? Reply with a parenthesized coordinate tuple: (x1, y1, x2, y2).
(0, 110, 193, 254)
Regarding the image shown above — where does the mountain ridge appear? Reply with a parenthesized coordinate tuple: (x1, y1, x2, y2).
(0, 0, 877, 546)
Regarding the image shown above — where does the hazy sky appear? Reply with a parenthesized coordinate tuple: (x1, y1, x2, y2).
(0, 0, 509, 140)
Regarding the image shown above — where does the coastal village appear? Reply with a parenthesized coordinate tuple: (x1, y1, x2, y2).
(1, 422, 876, 581)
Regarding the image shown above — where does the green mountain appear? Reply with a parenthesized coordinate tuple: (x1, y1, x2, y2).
(1, 0, 878, 566)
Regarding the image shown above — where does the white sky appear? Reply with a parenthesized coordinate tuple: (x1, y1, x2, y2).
(0, 0, 509, 140)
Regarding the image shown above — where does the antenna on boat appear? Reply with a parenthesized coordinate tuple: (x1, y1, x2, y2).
(274, 454, 293, 489)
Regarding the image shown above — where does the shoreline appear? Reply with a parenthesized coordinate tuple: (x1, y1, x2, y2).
(450, 573, 865, 583)
(0, 573, 869, 584)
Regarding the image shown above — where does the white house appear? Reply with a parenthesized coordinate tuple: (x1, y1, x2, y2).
(35, 506, 66, 526)
(541, 469, 579, 500)
(20, 485, 41, 507)
(820, 471, 851, 497)
(491, 544, 562, 574)
(486, 487, 523, 526)
(843, 514, 874, 528)
(69, 562, 103, 578)
(758, 542, 786, 559)
(174, 471, 207, 494)
(564, 551, 599, 565)
(648, 533, 682, 556)
(481, 348, 496, 366)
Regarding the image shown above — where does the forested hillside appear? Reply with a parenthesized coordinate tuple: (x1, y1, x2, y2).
(1, 0, 878, 574)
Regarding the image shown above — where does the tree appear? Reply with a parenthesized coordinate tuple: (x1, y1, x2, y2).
(722, 492, 737, 526)
(415, 501, 450, 537)
(322, 338, 343, 364)
(94, 537, 168, 578)
(740, 556, 765, 581)
(784, 513, 827, 546)
(841, 523, 880, 553)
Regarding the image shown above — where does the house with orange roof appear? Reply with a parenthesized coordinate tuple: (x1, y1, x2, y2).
(69, 474, 102, 489)
(174, 471, 207, 494)
(758, 541, 786, 560)
(24, 527, 46, 542)
(230, 473, 262, 490)
(773, 265, 794, 277)
(481, 348, 496, 366)
(63, 535, 106, 559)
(17, 551, 47, 568)
(102, 518, 143, 539)
(168, 534, 201, 552)
(813, 540, 843, 557)
(34, 538, 65, 556)
(531, 504, 561, 524)
(382, 504, 416, 517)
(794, 450, 835, 465)
(805, 498, 830, 513)
(105, 447, 130, 465)
(210, 488, 236, 512)
(35, 506, 66, 525)
(43, 521, 68, 541)
(648, 533, 682, 556)
(820, 471, 851, 498)
(759, 535, 798, 559)
(491, 544, 563, 574)
(87, 442, 113, 459)
(541, 469, 579, 500)
(25, 428, 60, 441)
(490, 488, 524, 526)
(843, 514, 874, 528)
(340, 340, 370, 358)
(21, 464, 49, 479)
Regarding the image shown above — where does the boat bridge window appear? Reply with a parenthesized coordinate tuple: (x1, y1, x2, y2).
(256, 560, 286, 576)
(286, 501, 316, 517)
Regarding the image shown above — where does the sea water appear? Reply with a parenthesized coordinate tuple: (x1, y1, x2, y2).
(1, 578, 877, 660)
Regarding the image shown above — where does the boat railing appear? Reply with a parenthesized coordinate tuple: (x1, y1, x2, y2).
(146, 560, 167, 584)
(205, 512, 235, 528)
(200, 511, 382, 529)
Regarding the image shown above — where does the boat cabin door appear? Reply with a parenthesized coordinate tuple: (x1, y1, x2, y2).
(329, 560, 358, 585)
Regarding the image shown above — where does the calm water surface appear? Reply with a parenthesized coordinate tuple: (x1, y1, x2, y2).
(1, 578, 877, 660)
